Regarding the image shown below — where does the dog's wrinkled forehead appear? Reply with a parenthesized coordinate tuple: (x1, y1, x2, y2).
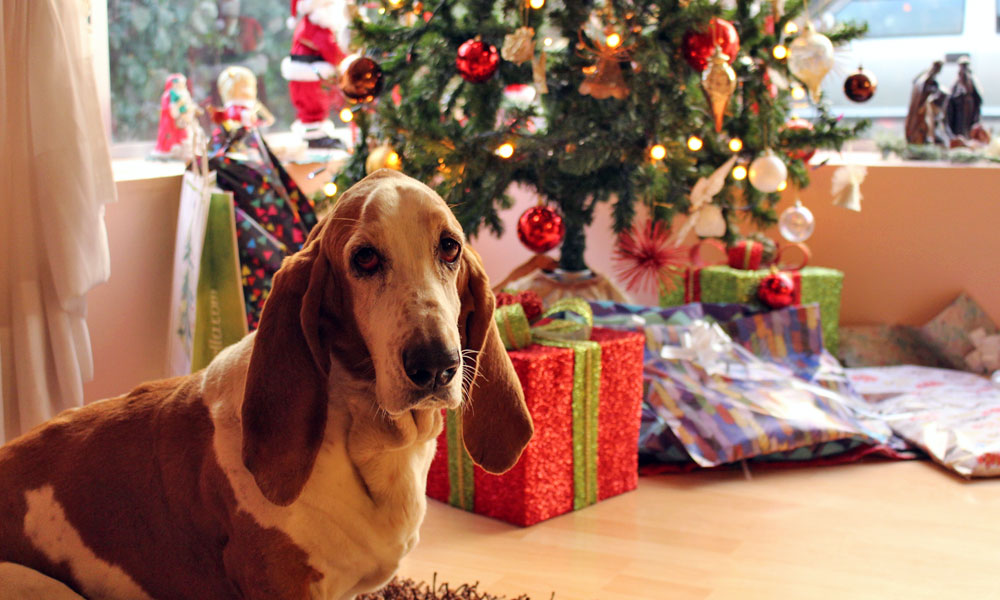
(359, 180, 460, 235)
(314, 170, 464, 266)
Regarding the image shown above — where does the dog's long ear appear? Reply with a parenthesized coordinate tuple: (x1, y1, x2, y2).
(241, 229, 333, 506)
(458, 247, 533, 474)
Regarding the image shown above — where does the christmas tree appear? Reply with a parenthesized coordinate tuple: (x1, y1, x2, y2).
(334, 0, 867, 273)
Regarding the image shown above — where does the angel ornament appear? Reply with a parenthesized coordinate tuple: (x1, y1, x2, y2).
(831, 164, 867, 212)
(672, 155, 739, 244)
(578, 28, 632, 100)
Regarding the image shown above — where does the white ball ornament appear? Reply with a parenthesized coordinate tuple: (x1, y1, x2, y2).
(748, 149, 787, 193)
(787, 23, 835, 103)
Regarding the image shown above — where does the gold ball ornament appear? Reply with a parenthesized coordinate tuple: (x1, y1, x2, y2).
(748, 149, 788, 193)
(366, 145, 402, 174)
(702, 45, 737, 133)
(786, 23, 834, 103)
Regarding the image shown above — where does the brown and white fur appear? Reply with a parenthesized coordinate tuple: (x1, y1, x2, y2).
(0, 170, 533, 599)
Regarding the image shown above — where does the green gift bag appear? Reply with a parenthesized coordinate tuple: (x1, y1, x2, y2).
(191, 190, 248, 371)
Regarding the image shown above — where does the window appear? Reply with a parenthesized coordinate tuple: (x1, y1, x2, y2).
(833, 0, 965, 38)
(107, 0, 295, 143)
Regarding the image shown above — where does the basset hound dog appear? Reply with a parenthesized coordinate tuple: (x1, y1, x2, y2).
(0, 170, 533, 599)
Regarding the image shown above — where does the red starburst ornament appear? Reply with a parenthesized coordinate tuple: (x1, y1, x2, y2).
(613, 220, 688, 294)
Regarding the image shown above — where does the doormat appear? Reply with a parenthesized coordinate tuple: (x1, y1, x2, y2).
(359, 576, 546, 600)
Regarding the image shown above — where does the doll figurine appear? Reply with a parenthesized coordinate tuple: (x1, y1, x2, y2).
(216, 66, 276, 132)
(152, 73, 197, 159)
(281, 0, 353, 149)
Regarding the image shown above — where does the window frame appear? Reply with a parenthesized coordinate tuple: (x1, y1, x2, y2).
(832, 0, 966, 39)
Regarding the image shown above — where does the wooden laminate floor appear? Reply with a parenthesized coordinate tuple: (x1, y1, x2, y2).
(398, 460, 1000, 600)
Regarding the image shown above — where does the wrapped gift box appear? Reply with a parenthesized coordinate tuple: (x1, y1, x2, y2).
(591, 302, 907, 470)
(661, 265, 844, 353)
(848, 366, 1000, 477)
(426, 327, 645, 526)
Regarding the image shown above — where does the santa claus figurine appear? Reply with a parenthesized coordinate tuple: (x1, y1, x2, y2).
(281, 0, 353, 149)
(152, 73, 197, 160)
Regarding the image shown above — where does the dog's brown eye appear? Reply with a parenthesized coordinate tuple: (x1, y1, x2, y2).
(440, 237, 461, 263)
(353, 247, 381, 273)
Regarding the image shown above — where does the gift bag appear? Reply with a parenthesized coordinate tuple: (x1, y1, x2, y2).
(190, 189, 249, 371)
(209, 126, 319, 329)
(166, 169, 214, 376)
(166, 163, 248, 375)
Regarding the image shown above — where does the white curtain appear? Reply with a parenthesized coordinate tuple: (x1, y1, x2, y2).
(0, 0, 115, 443)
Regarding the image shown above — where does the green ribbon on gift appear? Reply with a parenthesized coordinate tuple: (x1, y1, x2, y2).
(445, 297, 602, 513)
(543, 335, 602, 510)
(446, 407, 475, 511)
(494, 297, 595, 350)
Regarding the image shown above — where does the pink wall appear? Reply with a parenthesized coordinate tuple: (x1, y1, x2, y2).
(461, 164, 1000, 327)
(85, 161, 999, 402)
(762, 163, 1000, 326)
(84, 175, 180, 403)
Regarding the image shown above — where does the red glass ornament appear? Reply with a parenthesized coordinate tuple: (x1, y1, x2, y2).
(456, 39, 500, 83)
(782, 117, 816, 162)
(339, 56, 384, 102)
(757, 270, 796, 309)
(517, 205, 565, 253)
(681, 17, 740, 72)
(844, 67, 877, 103)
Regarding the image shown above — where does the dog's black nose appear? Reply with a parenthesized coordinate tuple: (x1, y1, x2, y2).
(403, 344, 460, 390)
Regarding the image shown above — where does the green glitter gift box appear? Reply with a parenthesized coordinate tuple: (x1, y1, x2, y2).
(661, 265, 844, 353)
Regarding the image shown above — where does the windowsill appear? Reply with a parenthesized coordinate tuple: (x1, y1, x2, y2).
(817, 151, 1000, 169)
(111, 131, 351, 186)
(112, 158, 186, 183)
(110, 149, 997, 189)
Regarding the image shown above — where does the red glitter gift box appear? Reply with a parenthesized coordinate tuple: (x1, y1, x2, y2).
(426, 327, 645, 526)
